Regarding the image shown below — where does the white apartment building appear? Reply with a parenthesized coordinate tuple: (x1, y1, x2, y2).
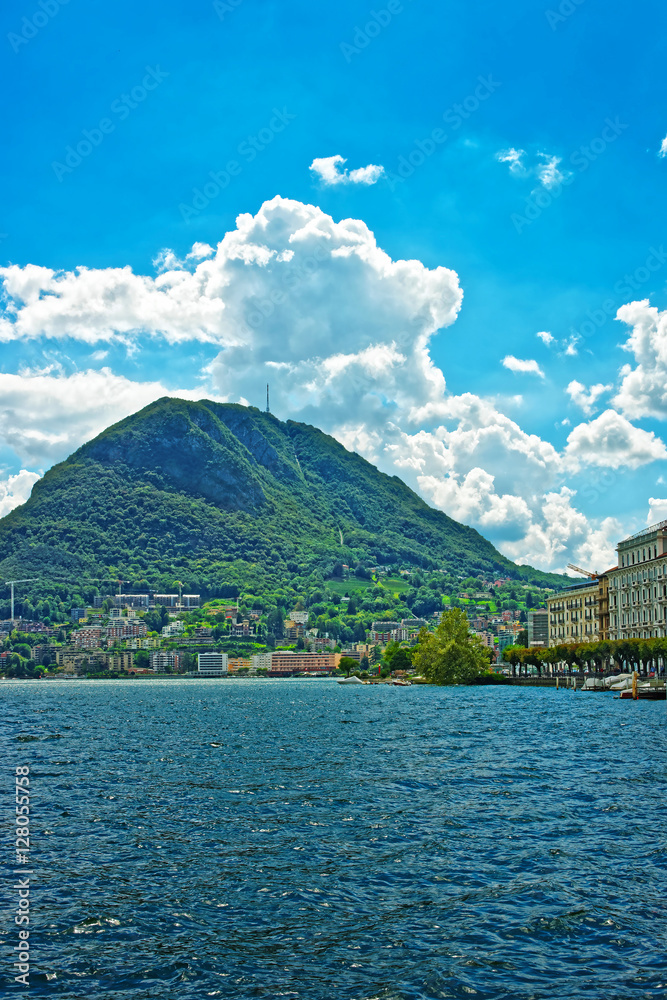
(607, 520, 667, 640)
(197, 652, 228, 676)
(251, 652, 273, 671)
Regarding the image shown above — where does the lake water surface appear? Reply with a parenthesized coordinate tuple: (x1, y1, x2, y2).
(1, 678, 666, 999)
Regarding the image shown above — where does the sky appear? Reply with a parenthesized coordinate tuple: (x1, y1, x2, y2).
(2, 0, 667, 573)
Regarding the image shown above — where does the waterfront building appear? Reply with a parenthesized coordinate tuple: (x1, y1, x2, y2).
(150, 650, 181, 672)
(497, 633, 516, 656)
(269, 652, 339, 675)
(197, 652, 228, 676)
(547, 579, 601, 645)
(228, 657, 252, 673)
(527, 609, 549, 646)
(607, 520, 667, 640)
(251, 652, 273, 672)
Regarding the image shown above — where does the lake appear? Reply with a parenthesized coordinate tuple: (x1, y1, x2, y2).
(1, 678, 666, 999)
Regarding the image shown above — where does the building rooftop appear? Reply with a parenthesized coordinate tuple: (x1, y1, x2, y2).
(623, 519, 667, 543)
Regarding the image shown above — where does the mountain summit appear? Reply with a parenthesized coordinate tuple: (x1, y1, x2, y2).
(0, 398, 560, 596)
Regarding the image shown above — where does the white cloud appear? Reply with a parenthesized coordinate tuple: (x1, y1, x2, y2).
(659, 136, 667, 158)
(536, 153, 566, 190)
(502, 355, 545, 377)
(566, 380, 611, 416)
(647, 497, 667, 524)
(563, 333, 580, 356)
(2, 197, 657, 574)
(0, 197, 455, 351)
(565, 409, 667, 470)
(496, 148, 526, 176)
(537, 330, 554, 346)
(0, 470, 41, 517)
(614, 299, 667, 419)
(187, 242, 215, 259)
(309, 155, 385, 186)
(499, 488, 620, 573)
(0, 368, 216, 467)
(496, 148, 571, 188)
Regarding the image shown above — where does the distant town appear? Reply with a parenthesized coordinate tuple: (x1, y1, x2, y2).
(3, 520, 666, 680)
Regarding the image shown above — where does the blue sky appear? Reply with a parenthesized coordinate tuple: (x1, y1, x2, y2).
(2, 0, 667, 571)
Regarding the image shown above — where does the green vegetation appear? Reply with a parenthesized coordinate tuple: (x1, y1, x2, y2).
(412, 608, 490, 685)
(503, 636, 667, 675)
(0, 399, 566, 619)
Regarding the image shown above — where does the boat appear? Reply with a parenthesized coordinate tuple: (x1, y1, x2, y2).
(337, 675, 365, 685)
(391, 679, 412, 686)
(619, 683, 666, 700)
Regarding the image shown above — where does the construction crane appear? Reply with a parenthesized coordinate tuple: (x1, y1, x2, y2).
(567, 563, 599, 579)
(2, 579, 39, 624)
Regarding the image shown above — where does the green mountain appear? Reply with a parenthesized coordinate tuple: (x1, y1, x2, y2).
(0, 398, 564, 603)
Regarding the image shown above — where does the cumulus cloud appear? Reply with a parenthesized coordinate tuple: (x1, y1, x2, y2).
(309, 155, 385, 186)
(647, 497, 667, 524)
(566, 380, 611, 416)
(0, 368, 216, 467)
(0, 470, 41, 517)
(565, 409, 667, 470)
(537, 330, 554, 346)
(659, 136, 667, 158)
(496, 147, 526, 175)
(0, 197, 456, 352)
(502, 355, 545, 377)
(614, 299, 667, 419)
(2, 197, 661, 573)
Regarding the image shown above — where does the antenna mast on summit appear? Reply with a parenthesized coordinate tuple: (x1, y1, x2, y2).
(266, 384, 270, 414)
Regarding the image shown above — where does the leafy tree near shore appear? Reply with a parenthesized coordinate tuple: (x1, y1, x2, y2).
(413, 608, 488, 685)
(339, 656, 359, 677)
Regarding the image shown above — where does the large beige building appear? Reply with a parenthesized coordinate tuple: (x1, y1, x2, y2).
(607, 520, 667, 640)
(546, 519, 667, 645)
(547, 579, 601, 645)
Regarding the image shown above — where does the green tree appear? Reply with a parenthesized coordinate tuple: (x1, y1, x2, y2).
(135, 649, 151, 670)
(412, 608, 488, 685)
(339, 656, 359, 677)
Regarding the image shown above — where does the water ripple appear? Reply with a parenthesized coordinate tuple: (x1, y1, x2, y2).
(1, 679, 665, 999)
